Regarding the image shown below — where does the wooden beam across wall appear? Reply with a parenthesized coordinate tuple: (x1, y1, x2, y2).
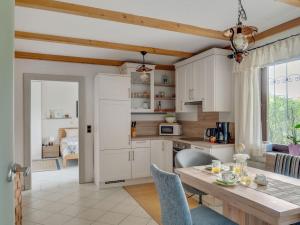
(15, 0, 226, 40)
(15, 31, 193, 58)
(255, 17, 300, 41)
(15, 51, 175, 71)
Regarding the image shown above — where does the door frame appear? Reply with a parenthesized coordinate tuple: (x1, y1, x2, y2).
(23, 73, 86, 189)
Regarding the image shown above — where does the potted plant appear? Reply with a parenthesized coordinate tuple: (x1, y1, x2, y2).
(287, 123, 300, 156)
(164, 114, 176, 123)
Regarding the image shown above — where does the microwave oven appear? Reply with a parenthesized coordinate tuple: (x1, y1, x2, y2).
(159, 123, 182, 136)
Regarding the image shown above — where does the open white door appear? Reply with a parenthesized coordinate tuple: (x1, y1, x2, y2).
(0, 0, 15, 224)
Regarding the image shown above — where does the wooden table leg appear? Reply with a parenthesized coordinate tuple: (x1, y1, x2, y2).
(223, 203, 270, 225)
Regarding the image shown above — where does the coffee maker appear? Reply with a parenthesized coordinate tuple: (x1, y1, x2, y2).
(216, 122, 230, 144)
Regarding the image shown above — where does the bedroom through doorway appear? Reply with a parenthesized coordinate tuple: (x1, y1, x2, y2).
(30, 80, 79, 187)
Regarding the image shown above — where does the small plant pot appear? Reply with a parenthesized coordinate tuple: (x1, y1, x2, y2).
(288, 144, 300, 156)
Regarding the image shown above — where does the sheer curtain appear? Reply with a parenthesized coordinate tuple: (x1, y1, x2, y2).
(234, 35, 300, 157)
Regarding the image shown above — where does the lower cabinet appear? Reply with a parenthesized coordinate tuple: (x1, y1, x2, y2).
(151, 140, 173, 172)
(99, 149, 132, 182)
(99, 146, 150, 182)
(191, 145, 234, 163)
(132, 147, 150, 179)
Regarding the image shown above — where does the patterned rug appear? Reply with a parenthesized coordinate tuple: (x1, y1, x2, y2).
(32, 159, 61, 172)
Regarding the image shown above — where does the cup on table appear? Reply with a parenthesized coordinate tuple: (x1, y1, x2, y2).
(211, 160, 221, 174)
(221, 171, 237, 182)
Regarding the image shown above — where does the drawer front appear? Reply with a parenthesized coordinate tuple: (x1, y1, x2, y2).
(191, 145, 211, 154)
(132, 140, 150, 148)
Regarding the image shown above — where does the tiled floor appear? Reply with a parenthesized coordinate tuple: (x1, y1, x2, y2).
(23, 167, 158, 225)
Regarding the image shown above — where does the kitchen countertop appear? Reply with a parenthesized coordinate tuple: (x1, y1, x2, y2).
(132, 135, 235, 148)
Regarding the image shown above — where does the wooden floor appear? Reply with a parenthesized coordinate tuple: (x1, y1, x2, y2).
(124, 183, 198, 225)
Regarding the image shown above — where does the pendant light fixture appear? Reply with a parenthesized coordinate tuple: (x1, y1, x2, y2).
(136, 51, 152, 82)
(224, 0, 258, 63)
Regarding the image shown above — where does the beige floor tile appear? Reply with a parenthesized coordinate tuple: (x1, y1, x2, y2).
(130, 207, 151, 219)
(73, 197, 99, 208)
(39, 201, 70, 213)
(147, 219, 159, 225)
(97, 211, 128, 225)
(64, 218, 93, 225)
(110, 201, 138, 214)
(77, 208, 106, 221)
(119, 215, 151, 225)
(23, 210, 52, 224)
(42, 213, 72, 225)
(92, 200, 118, 211)
(26, 199, 52, 209)
(23, 221, 42, 225)
(60, 205, 88, 216)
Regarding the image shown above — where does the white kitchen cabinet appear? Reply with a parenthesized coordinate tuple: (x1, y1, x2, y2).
(202, 55, 232, 112)
(192, 59, 205, 102)
(163, 140, 173, 172)
(97, 100, 131, 150)
(151, 140, 173, 172)
(99, 149, 132, 182)
(175, 48, 232, 112)
(175, 66, 197, 113)
(191, 144, 234, 163)
(132, 148, 151, 178)
(95, 74, 131, 101)
(210, 147, 234, 163)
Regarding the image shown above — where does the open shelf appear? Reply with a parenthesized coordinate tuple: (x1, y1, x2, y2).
(155, 97, 175, 100)
(154, 83, 175, 87)
(154, 109, 176, 113)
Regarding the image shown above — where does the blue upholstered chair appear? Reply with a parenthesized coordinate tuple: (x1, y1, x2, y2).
(175, 149, 218, 204)
(151, 164, 236, 225)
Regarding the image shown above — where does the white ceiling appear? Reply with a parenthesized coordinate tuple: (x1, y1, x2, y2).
(15, 0, 300, 65)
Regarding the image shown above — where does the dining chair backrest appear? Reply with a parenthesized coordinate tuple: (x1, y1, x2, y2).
(175, 149, 218, 169)
(150, 164, 193, 225)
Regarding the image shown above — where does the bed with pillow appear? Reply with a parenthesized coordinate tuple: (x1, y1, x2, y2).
(58, 128, 79, 167)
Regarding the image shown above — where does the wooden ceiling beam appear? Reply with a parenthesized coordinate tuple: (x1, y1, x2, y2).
(15, 0, 226, 40)
(15, 31, 193, 58)
(255, 17, 300, 41)
(277, 0, 300, 8)
(15, 51, 175, 71)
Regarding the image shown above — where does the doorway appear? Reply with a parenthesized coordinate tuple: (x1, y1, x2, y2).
(23, 74, 86, 190)
(30, 80, 79, 187)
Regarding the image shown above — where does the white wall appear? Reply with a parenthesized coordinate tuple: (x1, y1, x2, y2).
(15, 59, 120, 182)
(30, 81, 42, 160)
(41, 81, 78, 144)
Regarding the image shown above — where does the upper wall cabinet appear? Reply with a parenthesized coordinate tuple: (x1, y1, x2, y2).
(120, 63, 155, 113)
(95, 74, 131, 101)
(175, 48, 233, 112)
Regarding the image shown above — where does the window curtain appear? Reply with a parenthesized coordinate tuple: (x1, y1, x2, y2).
(234, 35, 300, 157)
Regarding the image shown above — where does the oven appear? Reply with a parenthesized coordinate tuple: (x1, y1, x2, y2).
(173, 141, 191, 168)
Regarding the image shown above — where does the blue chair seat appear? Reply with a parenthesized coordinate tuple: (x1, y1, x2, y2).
(190, 206, 236, 225)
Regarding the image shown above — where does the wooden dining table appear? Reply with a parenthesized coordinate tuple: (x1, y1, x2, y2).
(175, 166, 300, 225)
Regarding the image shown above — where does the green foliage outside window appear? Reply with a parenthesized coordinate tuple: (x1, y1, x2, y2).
(268, 96, 300, 145)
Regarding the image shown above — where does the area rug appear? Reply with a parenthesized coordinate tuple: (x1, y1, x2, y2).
(124, 183, 198, 225)
(31, 158, 61, 172)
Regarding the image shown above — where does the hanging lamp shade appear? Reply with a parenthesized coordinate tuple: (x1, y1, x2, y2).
(136, 51, 152, 82)
(223, 0, 258, 63)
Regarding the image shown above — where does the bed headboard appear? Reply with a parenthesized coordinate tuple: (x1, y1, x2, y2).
(58, 128, 78, 141)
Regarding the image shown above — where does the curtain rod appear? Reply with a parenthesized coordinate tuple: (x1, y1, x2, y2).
(228, 32, 300, 58)
(249, 32, 300, 52)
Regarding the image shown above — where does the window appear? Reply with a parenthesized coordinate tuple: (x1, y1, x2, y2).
(262, 59, 300, 145)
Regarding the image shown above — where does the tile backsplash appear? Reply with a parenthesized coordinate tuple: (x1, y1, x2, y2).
(132, 105, 234, 139)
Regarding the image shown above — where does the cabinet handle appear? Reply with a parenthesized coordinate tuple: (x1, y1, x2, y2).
(191, 89, 194, 100)
(132, 151, 135, 161)
(128, 151, 131, 161)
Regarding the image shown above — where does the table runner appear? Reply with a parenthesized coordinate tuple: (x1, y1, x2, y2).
(251, 177, 300, 206)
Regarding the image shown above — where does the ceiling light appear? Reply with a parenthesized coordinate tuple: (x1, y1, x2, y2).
(136, 51, 152, 82)
(224, 0, 258, 63)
